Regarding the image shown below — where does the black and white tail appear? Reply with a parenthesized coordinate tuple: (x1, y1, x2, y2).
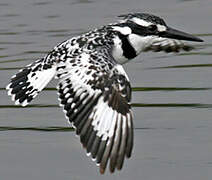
(6, 59, 56, 106)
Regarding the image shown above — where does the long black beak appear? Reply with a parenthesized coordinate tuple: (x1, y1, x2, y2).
(160, 27, 203, 42)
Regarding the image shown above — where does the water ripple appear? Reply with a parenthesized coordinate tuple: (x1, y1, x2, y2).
(0, 126, 74, 132)
(32, 1, 52, 6)
(0, 67, 23, 70)
(132, 87, 212, 91)
(132, 103, 212, 108)
(0, 126, 171, 132)
(0, 58, 34, 64)
(0, 103, 211, 109)
(148, 63, 212, 69)
(1, 87, 211, 92)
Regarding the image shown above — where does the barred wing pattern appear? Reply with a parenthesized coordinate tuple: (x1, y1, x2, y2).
(143, 37, 194, 53)
(57, 50, 133, 174)
(6, 58, 56, 106)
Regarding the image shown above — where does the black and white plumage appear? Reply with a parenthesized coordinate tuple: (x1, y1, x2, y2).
(6, 13, 203, 174)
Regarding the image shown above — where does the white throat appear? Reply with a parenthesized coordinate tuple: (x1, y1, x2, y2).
(128, 34, 155, 54)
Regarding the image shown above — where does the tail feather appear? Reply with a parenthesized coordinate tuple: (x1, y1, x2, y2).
(6, 60, 56, 106)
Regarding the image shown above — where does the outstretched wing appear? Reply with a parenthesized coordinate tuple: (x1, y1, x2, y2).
(143, 37, 194, 53)
(6, 58, 56, 106)
(57, 49, 133, 174)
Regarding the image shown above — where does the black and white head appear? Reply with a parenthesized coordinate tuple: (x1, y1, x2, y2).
(111, 13, 203, 61)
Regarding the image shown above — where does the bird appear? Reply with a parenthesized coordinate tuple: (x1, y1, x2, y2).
(6, 12, 203, 174)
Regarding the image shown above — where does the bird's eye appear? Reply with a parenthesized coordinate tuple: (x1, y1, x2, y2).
(148, 25, 157, 32)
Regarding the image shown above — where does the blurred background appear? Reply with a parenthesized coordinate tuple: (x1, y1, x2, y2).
(0, 0, 211, 180)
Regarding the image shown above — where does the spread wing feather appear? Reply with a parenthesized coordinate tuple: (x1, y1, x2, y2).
(6, 58, 56, 106)
(57, 49, 133, 173)
(143, 38, 194, 53)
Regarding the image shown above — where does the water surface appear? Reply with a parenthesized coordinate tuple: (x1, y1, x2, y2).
(0, 0, 212, 180)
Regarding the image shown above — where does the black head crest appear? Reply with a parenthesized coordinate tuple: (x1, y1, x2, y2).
(118, 13, 167, 26)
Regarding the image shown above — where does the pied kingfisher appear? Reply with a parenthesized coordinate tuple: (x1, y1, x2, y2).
(6, 13, 203, 174)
